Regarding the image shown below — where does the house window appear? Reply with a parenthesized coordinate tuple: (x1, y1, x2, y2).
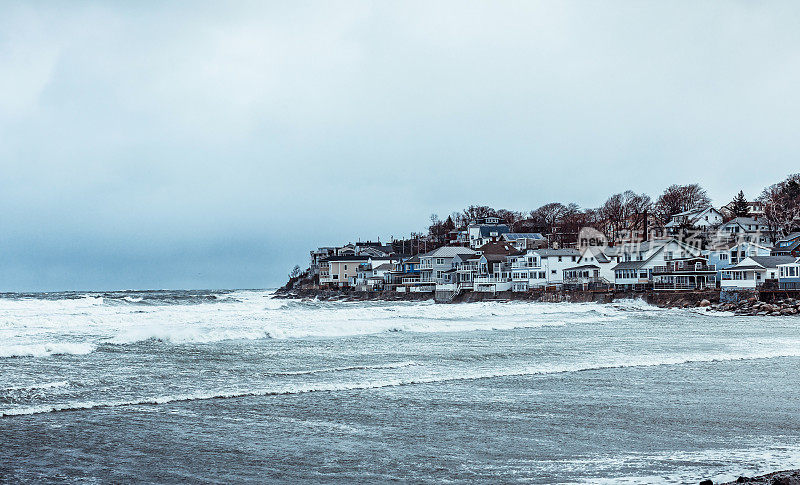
(344, 265, 347, 270)
(551, 270, 556, 274)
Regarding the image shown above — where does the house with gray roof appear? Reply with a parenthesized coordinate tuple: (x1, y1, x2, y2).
(610, 238, 703, 289)
(715, 217, 772, 245)
(418, 246, 477, 289)
(721, 255, 796, 289)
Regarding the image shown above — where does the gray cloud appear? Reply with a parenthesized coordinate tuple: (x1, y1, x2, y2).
(1, 1, 799, 290)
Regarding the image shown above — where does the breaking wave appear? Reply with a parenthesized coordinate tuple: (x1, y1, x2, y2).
(0, 343, 96, 358)
(4, 352, 799, 418)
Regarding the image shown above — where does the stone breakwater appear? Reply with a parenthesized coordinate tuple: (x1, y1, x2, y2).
(704, 297, 800, 316)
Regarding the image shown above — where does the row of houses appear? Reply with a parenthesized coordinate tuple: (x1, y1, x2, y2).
(311, 214, 800, 294)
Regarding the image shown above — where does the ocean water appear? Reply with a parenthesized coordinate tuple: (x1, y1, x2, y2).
(1, 290, 799, 484)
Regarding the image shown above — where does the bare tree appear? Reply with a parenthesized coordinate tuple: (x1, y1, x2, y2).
(759, 173, 800, 238)
(654, 184, 710, 222)
(531, 202, 566, 234)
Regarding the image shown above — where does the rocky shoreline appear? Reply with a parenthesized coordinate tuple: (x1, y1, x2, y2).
(275, 286, 728, 309)
(711, 469, 800, 484)
(705, 297, 800, 316)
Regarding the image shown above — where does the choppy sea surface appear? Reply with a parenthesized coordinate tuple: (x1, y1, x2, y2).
(1, 289, 799, 484)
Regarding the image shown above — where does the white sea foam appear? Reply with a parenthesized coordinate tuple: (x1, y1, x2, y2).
(0, 342, 95, 358)
(274, 361, 418, 376)
(2, 380, 69, 392)
(4, 351, 799, 418)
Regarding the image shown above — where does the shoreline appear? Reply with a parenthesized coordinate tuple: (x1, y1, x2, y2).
(274, 286, 722, 309)
(275, 286, 800, 314)
(717, 469, 800, 484)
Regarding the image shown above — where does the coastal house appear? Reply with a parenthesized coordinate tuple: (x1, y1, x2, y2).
(470, 242, 519, 293)
(467, 218, 511, 248)
(714, 217, 772, 245)
(720, 199, 765, 218)
(319, 255, 370, 287)
(651, 256, 717, 290)
(389, 255, 421, 292)
(664, 207, 723, 235)
(509, 248, 581, 291)
(562, 264, 603, 289)
(705, 240, 772, 287)
(418, 246, 477, 291)
(777, 258, 800, 290)
(500, 233, 546, 251)
(772, 232, 800, 257)
(309, 247, 336, 276)
(611, 239, 703, 289)
(576, 246, 622, 283)
(336, 244, 357, 256)
(720, 256, 796, 290)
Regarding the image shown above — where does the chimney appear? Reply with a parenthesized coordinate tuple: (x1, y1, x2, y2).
(643, 209, 649, 242)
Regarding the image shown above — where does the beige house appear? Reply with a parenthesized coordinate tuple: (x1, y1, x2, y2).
(319, 256, 370, 287)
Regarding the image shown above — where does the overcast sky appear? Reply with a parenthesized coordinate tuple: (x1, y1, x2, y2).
(2, 1, 800, 291)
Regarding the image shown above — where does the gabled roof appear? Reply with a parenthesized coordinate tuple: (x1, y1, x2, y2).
(535, 248, 580, 257)
(729, 255, 796, 270)
(612, 260, 647, 270)
(420, 246, 477, 258)
(476, 241, 522, 256)
(581, 246, 612, 263)
(776, 257, 800, 267)
(750, 256, 797, 268)
(564, 264, 600, 271)
(720, 216, 767, 228)
(776, 232, 800, 243)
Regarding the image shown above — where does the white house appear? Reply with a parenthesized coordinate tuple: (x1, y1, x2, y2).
(664, 207, 723, 234)
(467, 218, 511, 248)
(610, 239, 703, 289)
(509, 248, 580, 291)
(720, 256, 796, 289)
(576, 246, 622, 283)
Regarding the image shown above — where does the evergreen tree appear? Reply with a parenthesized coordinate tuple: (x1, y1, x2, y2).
(730, 190, 750, 217)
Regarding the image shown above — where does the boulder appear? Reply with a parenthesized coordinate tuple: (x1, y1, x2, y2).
(699, 299, 712, 307)
(700, 480, 713, 485)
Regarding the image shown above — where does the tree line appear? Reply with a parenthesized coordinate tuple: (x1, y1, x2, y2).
(424, 173, 800, 247)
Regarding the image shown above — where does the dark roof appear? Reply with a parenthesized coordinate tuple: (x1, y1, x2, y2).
(482, 254, 509, 263)
(612, 260, 646, 270)
(502, 232, 544, 240)
(477, 225, 510, 237)
(355, 241, 383, 247)
(476, 241, 521, 256)
(564, 264, 600, 271)
(324, 255, 370, 262)
(777, 232, 800, 243)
